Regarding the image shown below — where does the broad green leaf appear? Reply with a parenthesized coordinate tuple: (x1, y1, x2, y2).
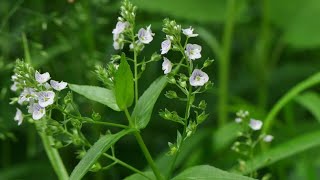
(263, 72, 320, 133)
(131, 0, 248, 24)
(124, 171, 155, 180)
(234, 130, 320, 174)
(295, 91, 320, 123)
(69, 84, 120, 111)
(114, 53, 134, 110)
(269, 0, 320, 48)
(172, 165, 255, 180)
(132, 76, 167, 129)
(70, 129, 133, 180)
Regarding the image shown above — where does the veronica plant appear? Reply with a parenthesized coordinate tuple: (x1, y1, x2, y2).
(10, 1, 255, 180)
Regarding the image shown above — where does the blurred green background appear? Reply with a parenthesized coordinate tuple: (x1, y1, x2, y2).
(1, 0, 320, 179)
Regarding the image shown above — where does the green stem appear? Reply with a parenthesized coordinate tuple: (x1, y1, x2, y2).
(84, 120, 129, 129)
(22, 33, 31, 65)
(134, 49, 139, 104)
(38, 129, 69, 180)
(124, 109, 163, 180)
(103, 153, 152, 180)
(256, 0, 271, 110)
(218, 0, 237, 126)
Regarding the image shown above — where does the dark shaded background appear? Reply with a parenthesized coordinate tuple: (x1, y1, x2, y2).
(1, 0, 320, 179)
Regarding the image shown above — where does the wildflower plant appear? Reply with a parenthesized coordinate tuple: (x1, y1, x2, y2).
(232, 110, 274, 178)
(9, 1, 256, 180)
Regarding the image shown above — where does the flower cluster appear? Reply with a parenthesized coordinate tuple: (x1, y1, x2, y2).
(11, 60, 67, 125)
(112, 0, 154, 52)
(232, 110, 274, 176)
(159, 19, 213, 155)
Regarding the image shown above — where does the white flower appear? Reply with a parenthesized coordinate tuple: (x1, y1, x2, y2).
(38, 91, 55, 107)
(32, 103, 46, 120)
(249, 119, 263, 131)
(182, 26, 198, 37)
(263, 135, 274, 142)
(189, 69, 209, 87)
(129, 40, 143, 51)
(11, 82, 18, 91)
(11, 74, 18, 81)
(113, 33, 125, 50)
(112, 21, 129, 34)
(14, 108, 23, 126)
(185, 44, 202, 60)
(235, 118, 242, 123)
(138, 25, 155, 44)
(35, 71, 51, 84)
(50, 80, 68, 91)
(161, 38, 171, 54)
(162, 57, 172, 74)
(18, 88, 37, 104)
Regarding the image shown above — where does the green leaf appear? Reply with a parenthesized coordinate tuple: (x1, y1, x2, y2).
(269, 0, 320, 48)
(235, 130, 320, 174)
(263, 72, 320, 133)
(69, 84, 120, 111)
(124, 171, 155, 180)
(132, 76, 167, 129)
(131, 0, 248, 24)
(69, 129, 133, 180)
(295, 91, 320, 123)
(114, 53, 134, 110)
(173, 165, 255, 180)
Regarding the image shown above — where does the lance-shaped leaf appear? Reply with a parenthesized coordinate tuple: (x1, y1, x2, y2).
(70, 129, 134, 180)
(132, 76, 167, 129)
(173, 165, 255, 180)
(114, 53, 134, 110)
(69, 84, 120, 111)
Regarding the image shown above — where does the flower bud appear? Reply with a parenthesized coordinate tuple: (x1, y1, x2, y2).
(165, 90, 178, 99)
(150, 52, 161, 62)
(203, 59, 214, 68)
(167, 75, 176, 84)
(198, 100, 207, 110)
(92, 112, 101, 121)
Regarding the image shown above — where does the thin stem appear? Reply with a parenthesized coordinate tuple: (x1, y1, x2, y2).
(37, 123, 69, 180)
(134, 50, 139, 104)
(218, 0, 237, 126)
(103, 153, 152, 180)
(124, 109, 163, 180)
(83, 120, 129, 129)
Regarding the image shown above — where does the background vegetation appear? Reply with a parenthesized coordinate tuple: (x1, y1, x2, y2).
(1, 0, 320, 179)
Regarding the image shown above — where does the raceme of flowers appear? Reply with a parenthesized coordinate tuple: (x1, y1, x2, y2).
(160, 26, 209, 87)
(12, 71, 68, 125)
(235, 110, 274, 143)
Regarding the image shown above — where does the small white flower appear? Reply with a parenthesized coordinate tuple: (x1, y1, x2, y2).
(113, 33, 125, 50)
(18, 88, 37, 104)
(35, 71, 51, 84)
(14, 108, 23, 126)
(249, 119, 263, 131)
(50, 80, 68, 91)
(235, 118, 242, 123)
(189, 69, 209, 87)
(161, 38, 171, 54)
(112, 21, 129, 34)
(10, 82, 18, 91)
(11, 74, 18, 81)
(182, 26, 198, 37)
(138, 25, 155, 44)
(32, 103, 46, 120)
(38, 91, 55, 107)
(162, 57, 172, 74)
(185, 44, 202, 60)
(263, 135, 274, 142)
